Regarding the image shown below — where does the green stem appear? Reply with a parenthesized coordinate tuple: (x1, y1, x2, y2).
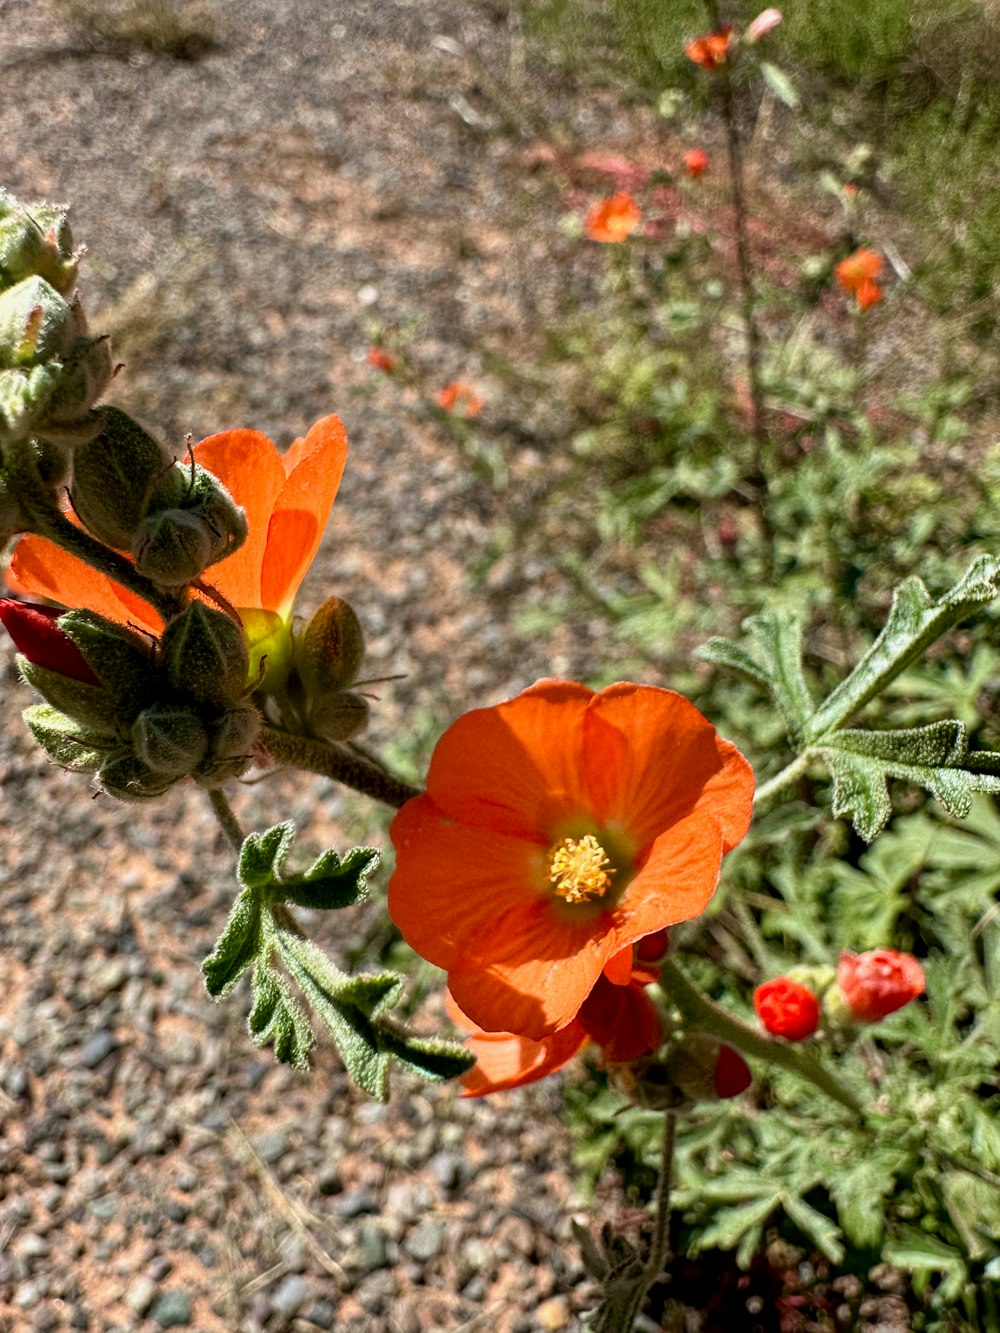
(206, 786, 245, 854)
(4, 434, 185, 622)
(752, 749, 814, 807)
(261, 726, 420, 809)
(655, 958, 864, 1116)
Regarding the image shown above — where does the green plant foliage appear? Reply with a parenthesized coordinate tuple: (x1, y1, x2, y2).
(203, 822, 473, 1094)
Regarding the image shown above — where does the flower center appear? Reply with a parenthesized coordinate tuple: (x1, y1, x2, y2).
(547, 834, 615, 905)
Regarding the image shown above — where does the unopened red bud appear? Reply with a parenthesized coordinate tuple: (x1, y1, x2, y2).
(753, 976, 820, 1041)
(636, 928, 671, 964)
(0, 598, 99, 684)
(714, 1044, 752, 1098)
(836, 949, 925, 1023)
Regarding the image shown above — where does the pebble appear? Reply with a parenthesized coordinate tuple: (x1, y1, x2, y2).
(78, 1030, 118, 1069)
(148, 1289, 192, 1328)
(333, 1187, 379, 1218)
(254, 1129, 287, 1164)
(305, 1298, 336, 1330)
(404, 1220, 445, 1263)
(125, 1275, 157, 1315)
(536, 1296, 571, 1330)
(271, 1273, 310, 1317)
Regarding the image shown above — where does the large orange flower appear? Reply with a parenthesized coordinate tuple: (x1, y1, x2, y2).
(388, 680, 754, 1040)
(8, 414, 347, 678)
(583, 192, 640, 244)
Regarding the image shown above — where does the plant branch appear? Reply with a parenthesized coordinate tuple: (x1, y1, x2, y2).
(206, 787, 246, 855)
(752, 749, 814, 807)
(261, 726, 420, 809)
(655, 958, 864, 1116)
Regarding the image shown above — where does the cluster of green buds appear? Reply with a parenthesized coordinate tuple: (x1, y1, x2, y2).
(69, 406, 247, 585)
(1, 598, 260, 799)
(277, 595, 371, 742)
(0, 191, 112, 505)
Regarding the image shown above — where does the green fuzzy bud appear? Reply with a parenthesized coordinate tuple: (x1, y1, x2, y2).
(207, 704, 261, 761)
(294, 596, 365, 696)
(0, 191, 77, 296)
(308, 690, 370, 742)
(132, 704, 210, 777)
(58, 610, 158, 719)
(71, 408, 175, 549)
(0, 469, 28, 543)
(97, 749, 176, 801)
(33, 330, 112, 437)
(23, 702, 115, 772)
(132, 508, 217, 585)
(0, 277, 76, 368)
(18, 658, 124, 736)
(0, 364, 56, 443)
(160, 603, 248, 708)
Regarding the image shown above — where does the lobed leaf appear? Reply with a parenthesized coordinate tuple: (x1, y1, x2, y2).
(201, 886, 263, 998)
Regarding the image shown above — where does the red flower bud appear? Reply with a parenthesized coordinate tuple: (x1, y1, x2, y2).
(635, 927, 671, 964)
(682, 149, 709, 179)
(366, 347, 396, 374)
(714, 1043, 752, 1098)
(754, 976, 820, 1041)
(0, 598, 99, 684)
(836, 950, 925, 1023)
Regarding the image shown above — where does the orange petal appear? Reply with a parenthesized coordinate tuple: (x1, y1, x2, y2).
(585, 683, 754, 852)
(609, 811, 725, 949)
(388, 793, 553, 976)
(7, 535, 162, 632)
(580, 977, 662, 1063)
(446, 992, 588, 1097)
(602, 945, 634, 987)
(192, 429, 287, 608)
(260, 415, 347, 614)
(425, 679, 596, 839)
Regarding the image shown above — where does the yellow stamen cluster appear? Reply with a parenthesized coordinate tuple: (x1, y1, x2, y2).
(548, 834, 615, 905)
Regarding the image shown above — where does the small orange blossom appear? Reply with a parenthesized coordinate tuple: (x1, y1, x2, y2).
(835, 248, 884, 310)
(436, 381, 483, 418)
(682, 149, 709, 179)
(388, 679, 754, 1040)
(583, 191, 640, 244)
(8, 415, 348, 683)
(684, 27, 733, 71)
(366, 347, 396, 374)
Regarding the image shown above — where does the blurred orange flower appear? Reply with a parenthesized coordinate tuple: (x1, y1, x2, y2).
(834, 248, 884, 310)
(436, 380, 483, 417)
(448, 945, 662, 1096)
(8, 415, 348, 679)
(682, 149, 709, 178)
(388, 679, 754, 1039)
(583, 191, 640, 243)
(366, 347, 396, 374)
(684, 27, 733, 71)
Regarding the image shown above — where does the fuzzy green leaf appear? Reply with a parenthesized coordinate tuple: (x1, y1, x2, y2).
(247, 963, 313, 1069)
(699, 609, 812, 741)
(690, 1194, 780, 1261)
(374, 1024, 475, 1083)
(697, 636, 774, 692)
(201, 887, 264, 998)
(883, 1227, 967, 1302)
(782, 1193, 845, 1264)
(820, 727, 1000, 841)
(274, 845, 380, 911)
(805, 555, 1000, 742)
(238, 821, 296, 889)
(759, 60, 800, 109)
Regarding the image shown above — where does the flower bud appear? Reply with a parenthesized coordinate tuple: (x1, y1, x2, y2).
(96, 749, 176, 801)
(160, 603, 248, 708)
(307, 690, 370, 742)
(0, 597, 99, 683)
(135, 464, 247, 584)
(17, 659, 123, 735)
(623, 1035, 752, 1108)
(835, 950, 925, 1023)
(744, 7, 783, 43)
(24, 702, 113, 772)
(206, 704, 261, 762)
(294, 595, 365, 696)
(0, 277, 76, 367)
(0, 190, 77, 296)
(132, 705, 210, 777)
(753, 976, 820, 1041)
(70, 408, 175, 549)
(132, 507, 218, 585)
(713, 1044, 753, 1099)
(58, 610, 158, 718)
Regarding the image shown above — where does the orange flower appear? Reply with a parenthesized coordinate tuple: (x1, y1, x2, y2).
(388, 680, 754, 1040)
(8, 415, 348, 681)
(447, 945, 663, 1097)
(682, 149, 709, 179)
(684, 27, 733, 71)
(436, 380, 483, 418)
(366, 347, 396, 374)
(835, 248, 884, 310)
(583, 191, 640, 244)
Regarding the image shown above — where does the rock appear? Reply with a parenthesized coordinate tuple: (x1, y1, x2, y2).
(148, 1289, 192, 1327)
(254, 1129, 287, 1164)
(271, 1273, 309, 1317)
(125, 1275, 157, 1316)
(333, 1187, 378, 1219)
(78, 1030, 117, 1069)
(404, 1220, 444, 1263)
(305, 1298, 336, 1329)
(536, 1296, 571, 1330)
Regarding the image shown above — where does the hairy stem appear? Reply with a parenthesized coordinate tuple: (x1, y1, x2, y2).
(261, 726, 420, 809)
(752, 749, 815, 807)
(206, 786, 246, 855)
(656, 958, 864, 1116)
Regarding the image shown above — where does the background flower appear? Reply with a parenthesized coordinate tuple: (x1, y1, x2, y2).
(684, 27, 733, 71)
(389, 679, 754, 1039)
(754, 976, 820, 1041)
(837, 949, 925, 1022)
(584, 192, 640, 243)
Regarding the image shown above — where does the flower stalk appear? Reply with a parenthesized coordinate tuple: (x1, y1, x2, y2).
(261, 725, 420, 809)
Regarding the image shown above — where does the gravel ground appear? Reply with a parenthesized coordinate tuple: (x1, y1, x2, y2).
(0, 1, 655, 1330)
